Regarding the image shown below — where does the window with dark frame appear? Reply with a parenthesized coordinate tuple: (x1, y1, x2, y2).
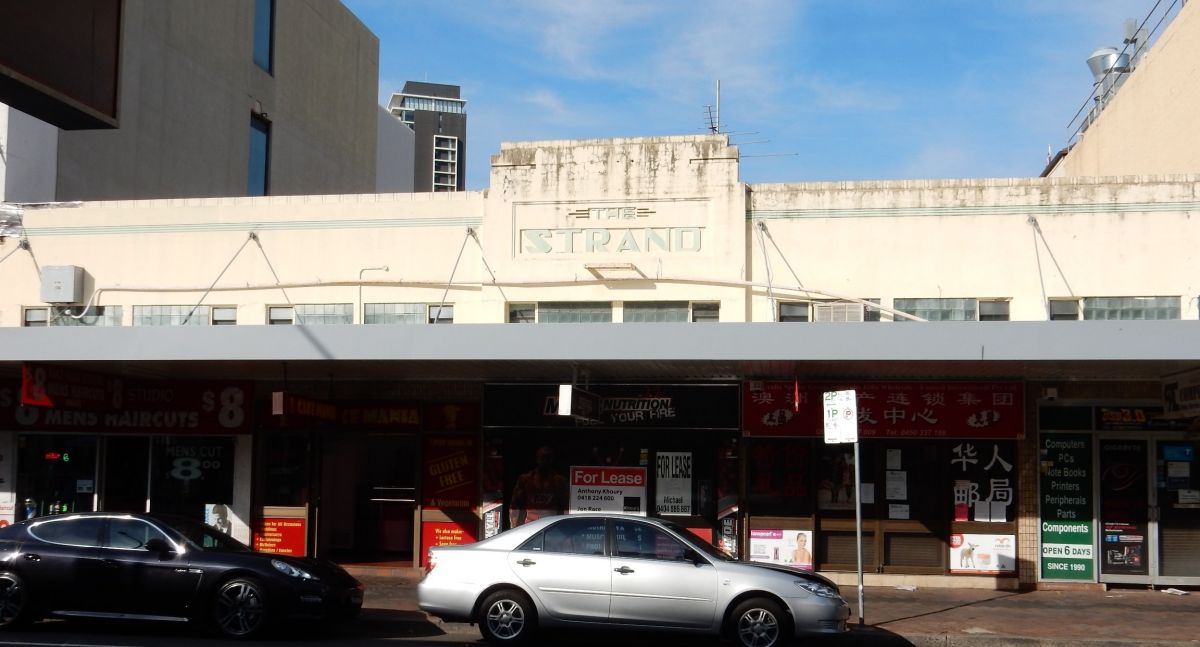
(267, 306, 293, 325)
(1049, 299, 1080, 321)
(23, 307, 48, 327)
(978, 300, 1011, 321)
(508, 303, 536, 323)
(252, 0, 274, 73)
(778, 301, 810, 322)
(428, 304, 454, 324)
(691, 302, 720, 322)
(248, 114, 270, 196)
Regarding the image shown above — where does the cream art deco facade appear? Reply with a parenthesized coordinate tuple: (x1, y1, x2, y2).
(1, 134, 1199, 591)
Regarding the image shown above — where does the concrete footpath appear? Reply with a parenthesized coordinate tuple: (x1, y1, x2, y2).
(347, 568, 1200, 646)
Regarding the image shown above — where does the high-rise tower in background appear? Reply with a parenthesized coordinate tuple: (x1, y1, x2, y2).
(388, 81, 466, 192)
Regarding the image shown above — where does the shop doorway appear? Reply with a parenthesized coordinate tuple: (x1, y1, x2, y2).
(1099, 436, 1200, 585)
(318, 432, 417, 564)
(101, 436, 151, 512)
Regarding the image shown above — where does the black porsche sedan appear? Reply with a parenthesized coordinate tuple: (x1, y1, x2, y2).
(0, 512, 363, 638)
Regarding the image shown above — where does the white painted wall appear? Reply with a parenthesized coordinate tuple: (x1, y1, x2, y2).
(2, 135, 1198, 329)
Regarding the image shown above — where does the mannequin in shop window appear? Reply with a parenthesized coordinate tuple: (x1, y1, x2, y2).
(510, 445, 569, 527)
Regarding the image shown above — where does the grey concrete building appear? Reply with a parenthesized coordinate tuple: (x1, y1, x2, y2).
(387, 81, 467, 192)
(1, 0, 385, 202)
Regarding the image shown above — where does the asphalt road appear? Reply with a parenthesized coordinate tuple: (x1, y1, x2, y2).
(0, 614, 905, 647)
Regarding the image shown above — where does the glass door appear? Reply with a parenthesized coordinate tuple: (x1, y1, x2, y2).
(1097, 438, 1150, 582)
(1155, 439, 1200, 581)
(101, 436, 151, 512)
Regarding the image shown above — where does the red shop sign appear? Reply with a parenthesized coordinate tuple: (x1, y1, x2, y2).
(744, 381, 1024, 439)
(253, 516, 308, 556)
(420, 520, 477, 567)
(422, 434, 478, 510)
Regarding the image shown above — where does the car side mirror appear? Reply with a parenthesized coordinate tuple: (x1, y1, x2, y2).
(145, 538, 176, 554)
(685, 549, 706, 566)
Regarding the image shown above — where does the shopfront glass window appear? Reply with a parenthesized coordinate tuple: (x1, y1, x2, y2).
(149, 436, 235, 520)
(746, 439, 813, 517)
(17, 434, 98, 518)
(260, 432, 310, 507)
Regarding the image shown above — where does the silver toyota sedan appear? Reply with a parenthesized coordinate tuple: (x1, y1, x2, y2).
(418, 514, 849, 647)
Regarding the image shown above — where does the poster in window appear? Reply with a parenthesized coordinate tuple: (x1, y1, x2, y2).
(655, 452, 692, 515)
(949, 441, 1016, 522)
(748, 529, 813, 569)
(568, 466, 646, 516)
(949, 533, 1016, 574)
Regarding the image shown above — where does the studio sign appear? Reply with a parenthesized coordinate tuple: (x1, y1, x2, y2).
(521, 205, 703, 254)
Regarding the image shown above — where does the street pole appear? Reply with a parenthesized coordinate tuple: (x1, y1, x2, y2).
(854, 439, 865, 626)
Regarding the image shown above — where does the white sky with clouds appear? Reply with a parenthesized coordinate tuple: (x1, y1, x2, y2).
(345, 0, 1161, 190)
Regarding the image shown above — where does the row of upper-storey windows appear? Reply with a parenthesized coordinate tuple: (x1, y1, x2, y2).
(19, 304, 454, 327)
(17, 297, 1187, 326)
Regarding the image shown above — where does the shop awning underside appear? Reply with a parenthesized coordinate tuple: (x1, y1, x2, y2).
(1, 321, 1197, 383)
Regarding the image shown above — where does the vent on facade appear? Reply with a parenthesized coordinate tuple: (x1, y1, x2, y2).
(814, 302, 864, 323)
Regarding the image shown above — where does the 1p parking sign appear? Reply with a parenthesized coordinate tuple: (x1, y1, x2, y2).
(823, 390, 858, 444)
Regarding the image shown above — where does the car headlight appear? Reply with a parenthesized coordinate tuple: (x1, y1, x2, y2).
(794, 580, 841, 599)
(272, 558, 318, 580)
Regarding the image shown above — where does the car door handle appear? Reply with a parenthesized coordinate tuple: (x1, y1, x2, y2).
(614, 566, 635, 574)
(102, 559, 120, 569)
(23, 553, 40, 562)
(516, 559, 537, 566)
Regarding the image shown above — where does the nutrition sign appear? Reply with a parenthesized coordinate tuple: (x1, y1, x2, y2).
(1039, 434, 1095, 580)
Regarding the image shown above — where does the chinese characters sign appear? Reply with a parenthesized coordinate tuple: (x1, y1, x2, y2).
(950, 441, 1016, 522)
(744, 381, 1023, 439)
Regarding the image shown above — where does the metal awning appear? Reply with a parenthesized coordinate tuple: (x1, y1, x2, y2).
(1, 320, 1197, 383)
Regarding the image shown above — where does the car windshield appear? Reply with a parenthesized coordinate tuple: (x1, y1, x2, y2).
(156, 515, 252, 552)
(659, 520, 736, 562)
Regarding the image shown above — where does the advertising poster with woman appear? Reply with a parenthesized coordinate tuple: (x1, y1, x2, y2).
(748, 529, 814, 569)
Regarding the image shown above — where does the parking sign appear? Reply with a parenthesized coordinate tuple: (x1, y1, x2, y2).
(823, 390, 858, 443)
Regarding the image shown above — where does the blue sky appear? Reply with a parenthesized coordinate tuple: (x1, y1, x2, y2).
(344, 0, 1154, 190)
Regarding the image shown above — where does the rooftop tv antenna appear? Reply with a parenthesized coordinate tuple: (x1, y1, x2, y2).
(705, 80, 722, 134)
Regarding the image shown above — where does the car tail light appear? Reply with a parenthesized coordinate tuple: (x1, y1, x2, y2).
(425, 550, 437, 574)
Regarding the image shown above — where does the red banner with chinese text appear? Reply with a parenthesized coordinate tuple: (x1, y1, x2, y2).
(743, 381, 1024, 439)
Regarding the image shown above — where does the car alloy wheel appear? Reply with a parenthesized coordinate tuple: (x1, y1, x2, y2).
(213, 577, 267, 638)
(732, 597, 788, 647)
(478, 589, 536, 644)
(0, 573, 28, 628)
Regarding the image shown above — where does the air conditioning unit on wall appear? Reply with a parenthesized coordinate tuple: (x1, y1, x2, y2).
(814, 302, 865, 322)
(40, 266, 84, 304)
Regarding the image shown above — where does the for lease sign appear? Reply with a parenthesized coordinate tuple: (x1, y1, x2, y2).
(569, 466, 646, 516)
